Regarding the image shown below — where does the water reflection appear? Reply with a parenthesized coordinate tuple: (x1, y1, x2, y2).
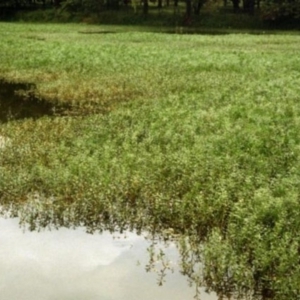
(0, 80, 70, 123)
(0, 217, 217, 300)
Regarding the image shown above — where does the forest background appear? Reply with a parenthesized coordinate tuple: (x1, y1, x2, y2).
(0, 0, 300, 30)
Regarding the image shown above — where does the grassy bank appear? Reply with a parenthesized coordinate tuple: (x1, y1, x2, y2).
(1, 23, 300, 299)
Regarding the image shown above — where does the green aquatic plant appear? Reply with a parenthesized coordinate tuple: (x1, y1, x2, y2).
(1, 23, 300, 299)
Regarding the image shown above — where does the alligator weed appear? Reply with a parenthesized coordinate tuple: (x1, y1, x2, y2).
(1, 23, 300, 299)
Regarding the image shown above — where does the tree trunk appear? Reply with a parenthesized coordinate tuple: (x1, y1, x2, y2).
(53, 0, 61, 7)
(193, 0, 203, 15)
(185, 0, 192, 24)
(243, 0, 254, 14)
(232, 0, 240, 12)
(143, 0, 149, 14)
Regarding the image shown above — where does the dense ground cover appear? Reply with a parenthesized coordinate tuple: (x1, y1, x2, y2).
(1, 23, 300, 299)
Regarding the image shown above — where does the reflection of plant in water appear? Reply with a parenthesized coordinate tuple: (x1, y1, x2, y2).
(146, 243, 174, 286)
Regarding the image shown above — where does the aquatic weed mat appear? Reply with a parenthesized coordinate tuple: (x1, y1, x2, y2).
(1, 23, 300, 299)
(0, 23, 299, 113)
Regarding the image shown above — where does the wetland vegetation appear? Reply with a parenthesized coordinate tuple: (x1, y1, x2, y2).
(1, 23, 300, 299)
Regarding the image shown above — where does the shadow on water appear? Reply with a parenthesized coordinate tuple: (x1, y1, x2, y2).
(78, 30, 117, 34)
(77, 26, 295, 36)
(163, 28, 231, 35)
(0, 79, 70, 123)
(159, 28, 286, 35)
(78, 28, 230, 35)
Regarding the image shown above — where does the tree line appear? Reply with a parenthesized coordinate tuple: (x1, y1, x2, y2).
(1, 0, 300, 24)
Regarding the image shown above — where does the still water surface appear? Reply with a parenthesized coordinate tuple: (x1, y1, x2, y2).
(0, 217, 217, 300)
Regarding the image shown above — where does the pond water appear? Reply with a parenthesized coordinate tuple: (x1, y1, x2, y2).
(0, 80, 69, 123)
(0, 217, 218, 300)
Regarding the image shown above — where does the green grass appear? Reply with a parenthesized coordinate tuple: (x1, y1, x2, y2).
(1, 23, 300, 299)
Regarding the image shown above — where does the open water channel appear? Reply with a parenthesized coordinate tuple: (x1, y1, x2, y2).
(0, 80, 218, 299)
